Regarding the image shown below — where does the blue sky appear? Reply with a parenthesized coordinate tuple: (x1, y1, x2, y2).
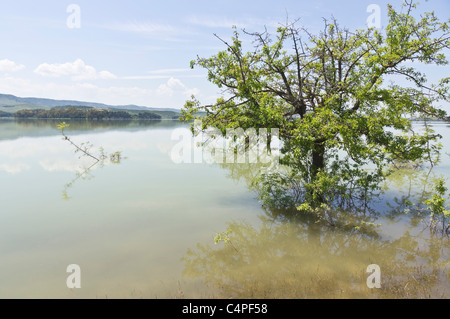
(0, 0, 448, 109)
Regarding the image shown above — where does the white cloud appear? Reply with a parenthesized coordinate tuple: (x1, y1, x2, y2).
(0, 163, 30, 174)
(39, 158, 96, 173)
(161, 77, 186, 90)
(0, 136, 72, 159)
(184, 87, 200, 96)
(0, 74, 203, 109)
(34, 59, 116, 80)
(0, 59, 25, 72)
(156, 77, 198, 97)
(97, 70, 116, 79)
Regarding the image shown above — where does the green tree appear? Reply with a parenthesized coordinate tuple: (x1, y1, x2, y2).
(423, 177, 450, 235)
(182, 2, 450, 211)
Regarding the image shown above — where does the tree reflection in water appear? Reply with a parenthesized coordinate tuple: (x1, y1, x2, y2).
(181, 161, 449, 298)
(182, 213, 449, 298)
(58, 122, 124, 200)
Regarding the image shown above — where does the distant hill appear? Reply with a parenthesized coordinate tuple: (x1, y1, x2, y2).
(0, 93, 181, 113)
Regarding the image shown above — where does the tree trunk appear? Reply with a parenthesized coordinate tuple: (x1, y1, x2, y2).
(310, 141, 326, 206)
(311, 142, 325, 179)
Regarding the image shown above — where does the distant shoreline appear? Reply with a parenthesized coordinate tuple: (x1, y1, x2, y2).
(0, 117, 181, 121)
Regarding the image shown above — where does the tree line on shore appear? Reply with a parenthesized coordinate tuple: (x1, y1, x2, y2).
(9, 107, 162, 120)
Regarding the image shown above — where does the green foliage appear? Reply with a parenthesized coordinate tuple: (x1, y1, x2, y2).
(252, 171, 300, 209)
(109, 151, 122, 164)
(214, 228, 239, 252)
(182, 1, 450, 215)
(15, 107, 162, 120)
(57, 121, 70, 132)
(423, 177, 450, 235)
(0, 110, 13, 118)
(137, 112, 161, 120)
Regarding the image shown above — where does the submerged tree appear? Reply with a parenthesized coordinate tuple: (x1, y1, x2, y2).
(58, 122, 123, 199)
(182, 1, 450, 212)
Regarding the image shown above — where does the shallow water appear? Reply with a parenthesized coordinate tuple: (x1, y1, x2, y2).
(0, 119, 448, 298)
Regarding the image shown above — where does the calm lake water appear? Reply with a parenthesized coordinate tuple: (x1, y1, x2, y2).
(0, 119, 448, 298)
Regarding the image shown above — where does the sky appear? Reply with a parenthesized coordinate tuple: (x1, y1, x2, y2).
(0, 0, 448, 109)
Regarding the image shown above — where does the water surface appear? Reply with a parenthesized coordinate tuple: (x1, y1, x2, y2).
(0, 119, 448, 298)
